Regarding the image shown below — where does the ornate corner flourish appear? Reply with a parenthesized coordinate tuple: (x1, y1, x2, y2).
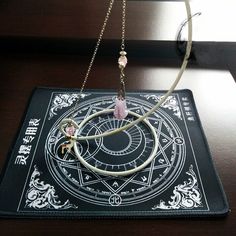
(48, 93, 91, 120)
(141, 94, 182, 120)
(25, 166, 77, 210)
(152, 165, 202, 210)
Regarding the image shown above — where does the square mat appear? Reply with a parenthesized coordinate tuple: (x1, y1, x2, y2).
(0, 88, 229, 218)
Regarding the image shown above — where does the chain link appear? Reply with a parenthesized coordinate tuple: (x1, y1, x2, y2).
(121, 0, 126, 50)
(119, 0, 127, 98)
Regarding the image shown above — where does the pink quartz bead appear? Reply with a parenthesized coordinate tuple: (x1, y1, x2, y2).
(118, 56, 128, 68)
(65, 125, 76, 136)
(114, 97, 128, 120)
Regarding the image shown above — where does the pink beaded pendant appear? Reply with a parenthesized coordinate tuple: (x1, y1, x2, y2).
(114, 97, 128, 120)
(65, 125, 76, 136)
(118, 55, 128, 68)
(118, 50, 128, 69)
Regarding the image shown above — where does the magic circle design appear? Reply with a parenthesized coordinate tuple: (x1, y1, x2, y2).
(45, 94, 186, 206)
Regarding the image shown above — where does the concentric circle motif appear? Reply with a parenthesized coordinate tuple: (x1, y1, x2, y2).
(45, 95, 186, 206)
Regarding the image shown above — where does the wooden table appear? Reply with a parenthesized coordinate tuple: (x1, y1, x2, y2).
(0, 1, 236, 235)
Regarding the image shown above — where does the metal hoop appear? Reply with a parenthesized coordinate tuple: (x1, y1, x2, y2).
(73, 109, 158, 177)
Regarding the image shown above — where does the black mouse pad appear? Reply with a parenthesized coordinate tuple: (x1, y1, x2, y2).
(0, 88, 229, 218)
